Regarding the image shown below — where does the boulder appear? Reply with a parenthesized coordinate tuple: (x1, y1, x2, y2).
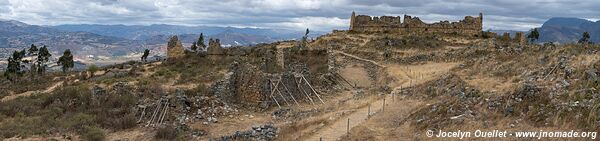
(586, 69, 598, 82)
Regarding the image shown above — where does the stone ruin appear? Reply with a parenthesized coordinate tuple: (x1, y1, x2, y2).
(514, 32, 528, 45)
(501, 32, 528, 45)
(207, 38, 225, 55)
(349, 11, 483, 36)
(167, 35, 185, 59)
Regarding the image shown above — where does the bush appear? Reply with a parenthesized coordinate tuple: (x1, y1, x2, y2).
(155, 126, 179, 140)
(81, 126, 105, 141)
(87, 64, 99, 77)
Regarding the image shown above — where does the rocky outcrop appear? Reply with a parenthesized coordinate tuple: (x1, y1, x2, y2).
(167, 35, 185, 59)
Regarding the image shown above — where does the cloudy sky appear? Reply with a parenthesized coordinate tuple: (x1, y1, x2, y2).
(0, 0, 599, 31)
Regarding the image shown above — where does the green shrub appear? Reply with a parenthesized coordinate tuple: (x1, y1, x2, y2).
(155, 126, 179, 140)
(81, 126, 105, 141)
(68, 113, 97, 132)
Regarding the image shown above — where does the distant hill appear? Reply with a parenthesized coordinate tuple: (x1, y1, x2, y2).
(140, 31, 276, 47)
(0, 19, 144, 57)
(50, 24, 324, 42)
(0, 19, 326, 60)
(538, 17, 600, 43)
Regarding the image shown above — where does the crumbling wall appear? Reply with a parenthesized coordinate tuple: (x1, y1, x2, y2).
(349, 11, 483, 36)
(283, 49, 329, 75)
(212, 61, 265, 109)
(499, 32, 528, 45)
(514, 32, 528, 45)
(207, 38, 225, 55)
(167, 36, 185, 59)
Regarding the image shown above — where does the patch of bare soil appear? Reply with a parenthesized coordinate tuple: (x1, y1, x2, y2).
(386, 62, 459, 90)
(339, 64, 372, 88)
(1, 81, 63, 102)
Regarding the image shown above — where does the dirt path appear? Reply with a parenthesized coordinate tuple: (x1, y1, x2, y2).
(1, 81, 64, 102)
(302, 62, 458, 141)
(333, 50, 386, 68)
(304, 94, 390, 141)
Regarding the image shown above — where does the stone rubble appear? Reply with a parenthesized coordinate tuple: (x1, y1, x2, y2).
(219, 124, 278, 141)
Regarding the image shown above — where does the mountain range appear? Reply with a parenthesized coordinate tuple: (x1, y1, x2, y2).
(490, 18, 600, 44)
(0, 20, 324, 60)
(2, 16, 598, 60)
(537, 17, 600, 43)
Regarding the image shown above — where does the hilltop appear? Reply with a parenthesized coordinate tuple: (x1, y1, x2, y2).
(0, 12, 599, 141)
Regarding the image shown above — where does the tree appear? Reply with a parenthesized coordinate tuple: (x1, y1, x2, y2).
(191, 42, 198, 52)
(305, 28, 310, 37)
(58, 49, 74, 72)
(197, 33, 206, 51)
(579, 31, 591, 44)
(87, 64, 99, 77)
(4, 50, 26, 81)
(35, 45, 52, 74)
(527, 28, 540, 43)
(28, 44, 38, 56)
(141, 49, 150, 62)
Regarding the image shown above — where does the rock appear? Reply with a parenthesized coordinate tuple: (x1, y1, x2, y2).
(272, 108, 290, 118)
(167, 35, 185, 59)
(208, 117, 218, 123)
(586, 69, 598, 82)
(191, 129, 207, 138)
(220, 124, 277, 141)
(560, 80, 570, 87)
(558, 56, 568, 69)
(92, 85, 106, 96)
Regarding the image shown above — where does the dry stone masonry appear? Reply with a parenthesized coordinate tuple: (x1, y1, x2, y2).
(167, 35, 185, 59)
(349, 11, 483, 36)
(207, 38, 225, 55)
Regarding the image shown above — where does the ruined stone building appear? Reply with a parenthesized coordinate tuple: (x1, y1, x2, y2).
(167, 36, 185, 59)
(349, 11, 483, 36)
(514, 32, 528, 45)
(207, 38, 225, 55)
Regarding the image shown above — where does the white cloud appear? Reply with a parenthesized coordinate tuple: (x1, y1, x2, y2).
(267, 16, 349, 31)
(0, 0, 599, 31)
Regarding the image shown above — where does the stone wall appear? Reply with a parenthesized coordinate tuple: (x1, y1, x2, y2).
(167, 36, 185, 59)
(514, 32, 528, 45)
(350, 11, 483, 36)
(207, 38, 225, 55)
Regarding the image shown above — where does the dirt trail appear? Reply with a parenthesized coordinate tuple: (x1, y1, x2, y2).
(333, 50, 386, 68)
(302, 61, 458, 141)
(304, 94, 390, 141)
(386, 62, 459, 92)
(1, 81, 64, 102)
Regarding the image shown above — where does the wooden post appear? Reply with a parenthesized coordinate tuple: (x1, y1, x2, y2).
(347, 118, 350, 134)
(137, 106, 146, 123)
(368, 104, 371, 118)
(302, 75, 325, 104)
(147, 99, 161, 126)
(269, 80, 282, 108)
(273, 81, 290, 105)
(382, 97, 385, 113)
(297, 78, 315, 105)
(336, 73, 354, 88)
(270, 80, 285, 104)
(271, 95, 281, 108)
(280, 82, 300, 106)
